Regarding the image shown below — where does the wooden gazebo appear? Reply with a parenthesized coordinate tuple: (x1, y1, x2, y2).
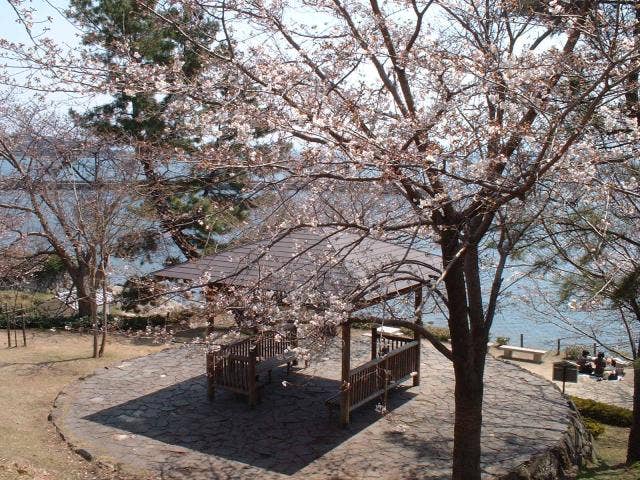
(155, 228, 441, 425)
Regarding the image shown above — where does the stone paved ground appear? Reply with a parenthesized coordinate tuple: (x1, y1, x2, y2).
(559, 372, 633, 409)
(53, 333, 576, 480)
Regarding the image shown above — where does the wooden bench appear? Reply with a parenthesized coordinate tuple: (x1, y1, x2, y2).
(206, 329, 299, 407)
(499, 345, 546, 363)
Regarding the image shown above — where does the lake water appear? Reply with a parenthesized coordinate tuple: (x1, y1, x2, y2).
(2, 179, 635, 356)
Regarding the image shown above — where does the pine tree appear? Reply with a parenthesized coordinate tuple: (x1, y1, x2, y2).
(68, 0, 250, 260)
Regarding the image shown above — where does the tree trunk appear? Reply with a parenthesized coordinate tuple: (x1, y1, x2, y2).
(627, 357, 640, 464)
(440, 234, 487, 480)
(77, 296, 93, 318)
(452, 364, 485, 480)
(139, 152, 200, 260)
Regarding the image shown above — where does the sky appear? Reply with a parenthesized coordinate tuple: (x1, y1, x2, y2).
(0, 0, 103, 110)
(2, 0, 79, 48)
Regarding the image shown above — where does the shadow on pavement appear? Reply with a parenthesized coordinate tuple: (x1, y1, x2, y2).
(84, 367, 417, 475)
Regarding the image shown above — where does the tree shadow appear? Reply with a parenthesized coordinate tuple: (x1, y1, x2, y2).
(84, 367, 417, 475)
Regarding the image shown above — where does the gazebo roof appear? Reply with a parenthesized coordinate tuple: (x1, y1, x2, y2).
(154, 228, 441, 305)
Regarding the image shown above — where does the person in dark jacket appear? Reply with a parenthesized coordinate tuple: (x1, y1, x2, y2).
(594, 352, 606, 377)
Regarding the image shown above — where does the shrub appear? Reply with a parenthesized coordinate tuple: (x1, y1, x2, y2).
(118, 276, 166, 311)
(582, 418, 605, 438)
(570, 396, 633, 427)
(115, 314, 170, 331)
(0, 313, 84, 329)
(495, 336, 510, 346)
(425, 326, 450, 342)
(564, 345, 591, 360)
(350, 320, 373, 330)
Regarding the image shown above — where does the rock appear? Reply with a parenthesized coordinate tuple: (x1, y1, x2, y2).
(498, 408, 594, 480)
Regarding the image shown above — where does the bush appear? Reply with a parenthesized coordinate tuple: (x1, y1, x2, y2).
(118, 276, 166, 311)
(115, 314, 171, 331)
(565, 345, 591, 360)
(571, 396, 633, 427)
(0, 311, 184, 333)
(0, 313, 85, 330)
(495, 336, 510, 346)
(582, 418, 605, 438)
(425, 326, 450, 342)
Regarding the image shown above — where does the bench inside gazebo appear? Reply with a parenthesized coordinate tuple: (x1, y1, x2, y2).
(154, 228, 440, 425)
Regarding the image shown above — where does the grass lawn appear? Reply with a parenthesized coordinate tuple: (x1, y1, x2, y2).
(0, 290, 74, 318)
(578, 425, 640, 480)
(0, 330, 168, 480)
(0, 290, 56, 309)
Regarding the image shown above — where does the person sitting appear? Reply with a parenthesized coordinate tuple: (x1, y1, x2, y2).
(594, 352, 606, 377)
(577, 350, 593, 374)
(612, 359, 625, 377)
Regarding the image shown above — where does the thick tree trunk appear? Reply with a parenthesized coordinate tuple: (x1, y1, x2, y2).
(452, 365, 485, 480)
(441, 233, 487, 480)
(77, 296, 93, 318)
(75, 278, 98, 358)
(627, 357, 640, 464)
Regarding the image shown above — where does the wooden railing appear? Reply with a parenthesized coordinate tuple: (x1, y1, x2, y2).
(348, 340, 419, 411)
(206, 329, 298, 406)
(371, 327, 416, 359)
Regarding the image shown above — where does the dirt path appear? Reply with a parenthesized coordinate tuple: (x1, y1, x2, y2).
(0, 330, 170, 480)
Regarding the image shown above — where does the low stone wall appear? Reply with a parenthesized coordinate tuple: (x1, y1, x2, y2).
(499, 392, 594, 479)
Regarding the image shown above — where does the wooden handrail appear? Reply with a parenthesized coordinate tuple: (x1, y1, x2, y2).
(350, 340, 418, 375)
(379, 333, 413, 343)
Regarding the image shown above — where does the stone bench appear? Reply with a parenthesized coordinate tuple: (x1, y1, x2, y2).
(499, 345, 546, 363)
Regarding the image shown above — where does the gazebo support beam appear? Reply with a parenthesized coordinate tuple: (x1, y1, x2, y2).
(340, 321, 351, 427)
(413, 286, 423, 386)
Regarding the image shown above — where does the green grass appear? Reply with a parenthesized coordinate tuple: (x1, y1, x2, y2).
(578, 462, 640, 479)
(578, 425, 637, 479)
(0, 290, 56, 308)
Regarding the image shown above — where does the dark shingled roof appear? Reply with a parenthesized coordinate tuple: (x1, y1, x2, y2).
(154, 228, 441, 303)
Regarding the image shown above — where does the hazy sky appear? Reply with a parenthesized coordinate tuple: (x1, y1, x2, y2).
(2, 0, 80, 46)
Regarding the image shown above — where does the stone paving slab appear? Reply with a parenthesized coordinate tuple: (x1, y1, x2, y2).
(557, 373, 633, 410)
(52, 333, 579, 480)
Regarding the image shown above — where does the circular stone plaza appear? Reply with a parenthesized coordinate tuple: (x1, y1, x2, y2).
(52, 333, 591, 480)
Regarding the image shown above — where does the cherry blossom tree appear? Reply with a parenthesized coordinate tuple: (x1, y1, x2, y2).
(2, 0, 640, 477)
(0, 101, 140, 357)
(128, 1, 638, 477)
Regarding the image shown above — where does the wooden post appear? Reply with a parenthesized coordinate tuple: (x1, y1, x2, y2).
(206, 353, 216, 400)
(248, 347, 258, 408)
(22, 314, 26, 347)
(520, 334, 524, 348)
(4, 305, 11, 348)
(340, 321, 351, 427)
(413, 287, 422, 387)
(382, 356, 389, 411)
(371, 325, 378, 360)
(292, 324, 299, 366)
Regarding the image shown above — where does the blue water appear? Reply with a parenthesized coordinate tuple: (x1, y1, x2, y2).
(360, 263, 638, 354)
